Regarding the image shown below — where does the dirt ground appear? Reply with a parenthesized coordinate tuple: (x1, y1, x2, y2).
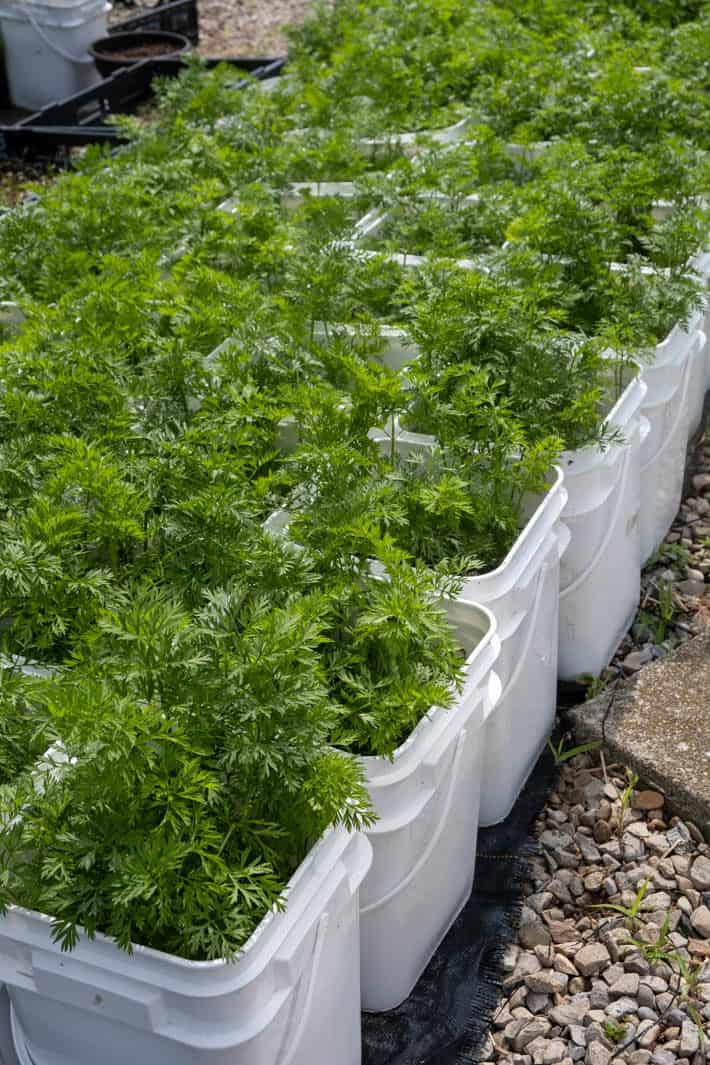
(194, 0, 313, 56)
(108, 0, 314, 56)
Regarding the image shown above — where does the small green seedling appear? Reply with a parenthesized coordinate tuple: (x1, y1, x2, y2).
(592, 875, 651, 926)
(644, 542, 690, 571)
(603, 1020, 627, 1043)
(547, 736, 602, 766)
(578, 670, 617, 699)
(617, 767, 639, 838)
(631, 910, 672, 961)
(675, 955, 706, 1050)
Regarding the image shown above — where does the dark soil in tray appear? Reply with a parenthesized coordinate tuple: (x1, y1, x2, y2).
(103, 41, 183, 59)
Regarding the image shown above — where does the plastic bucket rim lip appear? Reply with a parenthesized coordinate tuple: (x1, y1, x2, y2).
(1, 823, 361, 976)
(457, 462, 566, 589)
(561, 363, 646, 467)
(91, 28, 190, 54)
(360, 599, 498, 775)
(90, 28, 190, 66)
(652, 314, 704, 360)
(0, 1, 106, 23)
(381, 418, 566, 571)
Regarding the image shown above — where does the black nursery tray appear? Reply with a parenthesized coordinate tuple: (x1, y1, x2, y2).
(0, 0, 285, 159)
(110, 0, 200, 44)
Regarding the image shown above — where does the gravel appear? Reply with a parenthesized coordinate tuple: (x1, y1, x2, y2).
(483, 753, 710, 1065)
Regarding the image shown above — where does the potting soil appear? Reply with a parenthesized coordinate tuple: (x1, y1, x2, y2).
(361, 747, 556, 1065)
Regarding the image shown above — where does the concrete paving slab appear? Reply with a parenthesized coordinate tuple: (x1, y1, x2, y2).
(566, 630, 710, 835)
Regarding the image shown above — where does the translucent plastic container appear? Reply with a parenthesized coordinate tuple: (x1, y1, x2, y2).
(0, 303, 24, 336)
(689, 251, 710, 407)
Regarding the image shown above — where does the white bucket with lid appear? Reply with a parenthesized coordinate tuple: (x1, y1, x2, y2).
(0, 0, 108, 111)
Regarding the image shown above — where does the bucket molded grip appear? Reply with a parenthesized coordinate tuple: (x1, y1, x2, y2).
(360, 726, 468, 916)
(27, 945, 168, 1030)
(274, 913, 330, 1065)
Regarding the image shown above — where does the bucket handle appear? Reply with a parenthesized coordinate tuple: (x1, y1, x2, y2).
(360, 725, 468, 915)
(276, 912, 330, 1065)
(24, 6, 96, 65)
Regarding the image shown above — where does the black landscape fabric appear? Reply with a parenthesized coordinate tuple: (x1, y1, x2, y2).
(361, 747, 557, 1065)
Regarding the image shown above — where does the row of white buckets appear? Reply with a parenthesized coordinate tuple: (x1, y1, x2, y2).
(0, 0, 107, 112)
(0, 317, 707, 1064)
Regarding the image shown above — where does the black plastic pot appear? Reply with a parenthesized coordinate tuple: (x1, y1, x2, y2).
(90, 31, 190, 76)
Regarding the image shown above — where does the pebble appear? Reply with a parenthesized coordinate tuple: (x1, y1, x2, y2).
(609, 973, 639, 999)
(676, 579, 706, 597)
(638, 1024, 661, 1048)
(690, 904, 710, 937)
(586, 1045, 612, 1065)
(527, 969, 570, 996)
(605, 996, 639, 1020)
(569, 1025, 586, 1047)
(602, 964, 625, 986)
(485, 676, 710, 1065)
(576, 944, 611, 977)
(543, 1038, 569, 1064)
(593, 820, 612, 845)
(622, 648, 654, 671)
(689, 854, 710, 891)
(624, 955, 650, 975)
(519, 917, 552, 949)
(679, 1020, 699, 1056)
(632, 791, 664, 812)
(651, 1051, 675, 1065)
(527, 991, 551, 1014)
(549, 1002, 587, 1027)
(589, 985, 610, 1010)
(513, 1017, 551, 1051)
(640, 891, 672, 912)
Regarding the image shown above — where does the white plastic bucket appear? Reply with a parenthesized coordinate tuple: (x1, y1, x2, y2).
(558, 372, 647, 680)
(0, 827, 372, 1065)
(359, 598, 500, 1012)
(283, 182, 360, 210)
(314, 322, 420, 373)
(358, 115, 472, 158)
(0, 0, 107, 111)
(219, 183, 361, 216)
(367, 422, 568, 828)
(0, 302, 24, 335)
(459, 471, 568, 826)
(639, 315, 707, 561)
(690, 251, 710, 399)
(0, 986, 16, 1065)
